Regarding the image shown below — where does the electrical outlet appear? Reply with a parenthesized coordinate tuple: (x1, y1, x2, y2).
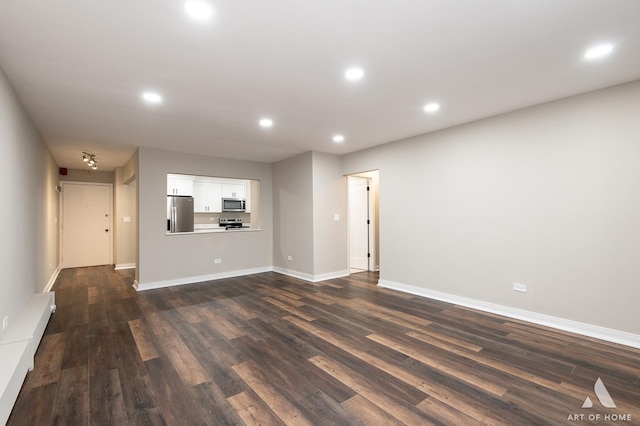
(2, 316, 8, 330)
(287, 255, 293, 261)
(214, 258, 222, 264)
(513, 283, 527, 293)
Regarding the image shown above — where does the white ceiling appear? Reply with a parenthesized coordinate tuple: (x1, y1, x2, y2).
(1, 0, 639, 171)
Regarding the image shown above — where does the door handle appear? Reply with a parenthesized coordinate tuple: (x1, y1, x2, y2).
(105, 229, 109, 232)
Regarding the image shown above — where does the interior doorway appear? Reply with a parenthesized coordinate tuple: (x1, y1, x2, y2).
(347, 171, 379, 274)
(61, 182, 113, 268)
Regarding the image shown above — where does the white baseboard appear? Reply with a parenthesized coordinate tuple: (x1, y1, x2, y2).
(134, 266, 273, 291)
(378, 279, 640, 350)
(114, 263, 136, 270)
(315, 270, 350, 282)
(272, 267, 314, 282)
(273, 267, 349, 283)
(43, 265, 61, 293)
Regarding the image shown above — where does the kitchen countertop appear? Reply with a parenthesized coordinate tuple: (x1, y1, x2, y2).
(167, 226, 258, 235)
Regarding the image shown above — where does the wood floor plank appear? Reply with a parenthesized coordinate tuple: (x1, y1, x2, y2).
(89, 369, 128, 426)
(197, 304, 247, 340)
(128, 318, 160, 361)
(22, 332, 65, 389)
(296, 390, 365, 426)
(112, 327, 149, 382)
(9, 267, 640, 425)
(7, 383, 57, 426)
(416, 396, 486, 426)
(221, 297, 261, 320)
(341, 394, 403, 426)
(367, 332, 509, 396)
(406, 330, 563, 390)
(338, 296, 434, 332)
(144, 356, 207, 425)
(283, 315, 425, 401)
(88, 326, 118, 376)
(119, 375, 167, 426)
(192, 380, 245, 425)
(88, 286, 98, 305)
(305, 328, 494, 422)
(232, 360, 314, 425)
(262, 296, 316, 321)
(60, 323, 89, 370)
(232, 332, 356, 405)
(401, 357, 549, 425)
(227, 390, 285, 426)
(49, 365, 89, 425)
(309, 354, 431, 425)
(146, 314, 211, 387)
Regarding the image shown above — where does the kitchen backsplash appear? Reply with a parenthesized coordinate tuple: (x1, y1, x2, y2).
(194, 212, 251, 225)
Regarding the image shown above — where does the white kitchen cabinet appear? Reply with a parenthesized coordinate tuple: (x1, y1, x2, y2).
(222, 183, 246, 199)
(194, 182, 222, 212)
(167, 175, 194, 196)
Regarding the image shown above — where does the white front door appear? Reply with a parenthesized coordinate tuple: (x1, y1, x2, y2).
(61, 182, 112, 268)
(349, 176, 369, 271)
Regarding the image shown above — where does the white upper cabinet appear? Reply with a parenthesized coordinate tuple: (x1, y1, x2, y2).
(168, 175, 252, 213)
(167, 175, 194, 196)
(222, 183, 246, 199)
(194, 182, 222, 213)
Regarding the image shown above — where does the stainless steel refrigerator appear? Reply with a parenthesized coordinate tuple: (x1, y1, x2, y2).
(167, 195, 194, 233)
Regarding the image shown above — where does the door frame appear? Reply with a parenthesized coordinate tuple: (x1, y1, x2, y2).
(347, 172, 379, 272)
(59, 181, 114, 268)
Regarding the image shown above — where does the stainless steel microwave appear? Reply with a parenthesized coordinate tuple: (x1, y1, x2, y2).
(222, 198, 246, 212)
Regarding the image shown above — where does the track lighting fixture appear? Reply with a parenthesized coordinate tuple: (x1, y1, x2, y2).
(82, 151, 98, 170)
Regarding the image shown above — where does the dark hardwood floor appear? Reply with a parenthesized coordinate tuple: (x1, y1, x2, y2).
(8, 266, 640, 425)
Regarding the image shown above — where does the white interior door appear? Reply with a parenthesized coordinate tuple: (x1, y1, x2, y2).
(62, 182, 112, 268)
(349, 177, 369, 271)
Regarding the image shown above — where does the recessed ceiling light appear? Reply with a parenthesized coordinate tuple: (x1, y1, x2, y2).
(423, 102, 440, 113)
(259, 118, 273, 128)
(142, 92, 163, 104)
(184, 0, 214, 20)
(345, 67, 365, 81)
(584, 43, 614, 60)
(333, 135, 345, 143)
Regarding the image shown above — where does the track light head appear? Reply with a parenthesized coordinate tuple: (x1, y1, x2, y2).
(82, 151, 98, 170)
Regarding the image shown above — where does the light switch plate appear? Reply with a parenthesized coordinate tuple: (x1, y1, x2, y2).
(513, 283, 527, 293)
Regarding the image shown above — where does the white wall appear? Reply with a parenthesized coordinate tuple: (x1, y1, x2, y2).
(37, 150, 60, 292)
(114, 167, 137, 268)
(311, 152, 348, 277)
(272, 151, 349, 280)
(137, 147, 273, 287)
(62, 168, 114, 184)
(343, 80, 640, 335)
(272, 152, 314, 276)
(0, 66, 58, 339)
